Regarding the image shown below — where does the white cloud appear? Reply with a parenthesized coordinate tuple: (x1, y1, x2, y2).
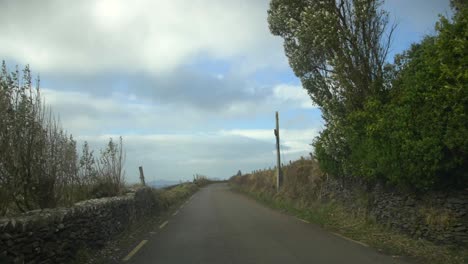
(40, 88, 209, 134)
(39, 87, 320, 182)
(0, 0, 287, 75)
(221, 129, 274, 141)
(272, 84, 316, 109)
(39, 77, 317, 136)
(222, 128, 318, 155)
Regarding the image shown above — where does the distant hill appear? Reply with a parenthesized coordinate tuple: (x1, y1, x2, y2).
(147, 179, 182, 189)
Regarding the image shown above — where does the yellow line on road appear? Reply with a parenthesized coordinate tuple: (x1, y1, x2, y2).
(122, 240, 148, 261)
(332, 232, 369, 247)
(159, 220, 169, 229)
(172, 210, 179, 216)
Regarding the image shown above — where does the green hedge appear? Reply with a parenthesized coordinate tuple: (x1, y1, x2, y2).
(304, 3, 468, 191)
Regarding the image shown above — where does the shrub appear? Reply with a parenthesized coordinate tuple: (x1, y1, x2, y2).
(0, 62, 126, 215)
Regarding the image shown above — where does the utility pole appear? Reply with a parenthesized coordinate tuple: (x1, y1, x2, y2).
(274, 111, 283, 192)
(139, 166, 146, 186)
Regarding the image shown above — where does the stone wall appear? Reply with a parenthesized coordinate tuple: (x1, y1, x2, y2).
(320, 178, 468, 246)
(0, 187, 158, 263)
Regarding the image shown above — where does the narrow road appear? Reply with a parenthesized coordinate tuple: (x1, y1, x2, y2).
(127, 183, 406, 264)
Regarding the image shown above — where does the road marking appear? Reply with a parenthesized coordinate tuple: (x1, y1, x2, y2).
(332, 232, 369, 247)
(159, 220, 168, 229)
(122, 240, 148, 261)
(296, 217, 310, 224)
(172, 210, 179, 216)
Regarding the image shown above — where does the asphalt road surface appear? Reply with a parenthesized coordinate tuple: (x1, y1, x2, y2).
(127, 183, 407, 264)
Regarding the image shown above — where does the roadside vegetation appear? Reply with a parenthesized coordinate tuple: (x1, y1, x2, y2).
(0, 62, 126, 216)
(153, 182, 199, 210)
(268, 0, 467, 191)
(230, 159, 467, 264)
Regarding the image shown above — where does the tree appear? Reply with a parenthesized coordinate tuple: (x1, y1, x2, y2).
(268, 0, 395, 180)
(268, 0, 394, 117)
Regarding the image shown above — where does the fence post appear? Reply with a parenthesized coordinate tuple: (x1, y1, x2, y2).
(139, 166, 146, 186)
(274, 111, 283, 192)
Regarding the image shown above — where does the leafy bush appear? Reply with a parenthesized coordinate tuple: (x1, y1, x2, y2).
(339, 5, 468, 190)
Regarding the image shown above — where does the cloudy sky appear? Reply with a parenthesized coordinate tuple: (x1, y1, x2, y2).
(0, 0, 452, 183)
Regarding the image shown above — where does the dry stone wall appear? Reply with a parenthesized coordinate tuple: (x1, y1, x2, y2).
(320, 178, 468, 246)
(0, 187, 157, 263)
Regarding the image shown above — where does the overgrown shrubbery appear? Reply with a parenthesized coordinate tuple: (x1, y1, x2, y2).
(269, 0, 467, 191)
(0, 62, 126, 216)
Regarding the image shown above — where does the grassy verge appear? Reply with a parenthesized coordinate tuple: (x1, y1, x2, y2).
(231, 185, 467, 264)
(153, 182, 199, 210)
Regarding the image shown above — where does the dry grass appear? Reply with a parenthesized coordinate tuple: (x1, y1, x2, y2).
(420, 207, 456, 230)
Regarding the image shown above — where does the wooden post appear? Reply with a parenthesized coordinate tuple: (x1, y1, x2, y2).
(274, 111, 283, 192)
(139, 166, 146, 186)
